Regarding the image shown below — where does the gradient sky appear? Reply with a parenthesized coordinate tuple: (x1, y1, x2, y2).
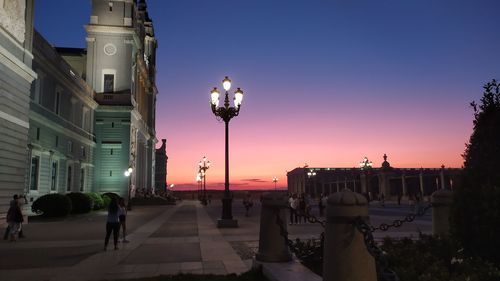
(35, 0, 500, 190)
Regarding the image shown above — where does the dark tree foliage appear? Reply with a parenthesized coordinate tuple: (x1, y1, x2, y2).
(451, 79, 500, 263)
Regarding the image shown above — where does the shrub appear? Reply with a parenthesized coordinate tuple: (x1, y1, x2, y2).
(85, 192, 105, 210)
(31, 193, 72, 217)
(381, 235, 500, 281)
(102, 194, 112, 208)
(66, 192, 92, 214)
(451, 79, 500, 263)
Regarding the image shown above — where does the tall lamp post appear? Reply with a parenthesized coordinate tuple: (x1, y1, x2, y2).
(307, 169, 317, 197)
(199, 156, 210, 205)
(210, 76, 243, 228)
(196, 172, 202, 201)
(124, 167, 133, 211)
(273, 177, 278, 190)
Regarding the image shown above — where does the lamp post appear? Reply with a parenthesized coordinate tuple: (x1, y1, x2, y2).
(359, 156, 373, 194)
(124, 167, 133, 211)
(210, 76, 243, 228)
(196, 172, 202, 201)
(199, 156, 210, 205)
(307, 169, 317, 197)
(273, 177, 278, 190)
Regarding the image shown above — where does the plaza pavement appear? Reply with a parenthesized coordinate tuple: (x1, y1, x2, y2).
(0, 198, 431, 281)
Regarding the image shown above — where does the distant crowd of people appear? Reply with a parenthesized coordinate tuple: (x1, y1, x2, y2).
(288, 193, 328, 224)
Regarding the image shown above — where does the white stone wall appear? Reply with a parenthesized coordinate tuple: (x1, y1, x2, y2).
(0, 0, 26, 43)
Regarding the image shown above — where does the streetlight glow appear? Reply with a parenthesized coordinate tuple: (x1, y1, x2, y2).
(234, 88, 243, 107)
(222, 76, 232, 91)
(211, 87, 220, 106)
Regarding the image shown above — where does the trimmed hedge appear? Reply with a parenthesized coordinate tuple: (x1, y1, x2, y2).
(85, 192, 105, 210)
(66, 192, 92, 214)
(32, 193, 72, 217)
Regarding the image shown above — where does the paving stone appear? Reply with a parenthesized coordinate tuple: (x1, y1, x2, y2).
(180, 261, 203, 271)
(120, 243, 201, 264)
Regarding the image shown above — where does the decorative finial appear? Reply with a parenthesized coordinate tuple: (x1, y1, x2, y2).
(383, 153, 387, 161)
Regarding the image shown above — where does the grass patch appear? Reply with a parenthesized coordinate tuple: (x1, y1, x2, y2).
(101, 268, 267, 281)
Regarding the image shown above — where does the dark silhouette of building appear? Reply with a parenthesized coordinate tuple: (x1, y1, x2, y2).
(287, 154, 461, 200)
(155, 139, 168, 191)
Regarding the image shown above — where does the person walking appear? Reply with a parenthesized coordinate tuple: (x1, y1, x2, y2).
(4, 195, 26, 240)
(288, 194, 298, 224)
(298, 194, 307, 223)
(104, 198, 120, 251)
(243, 192, 253, 217)
(320, 194, 328, 217)
(318, 193, 325, 216)
(118, 198, 129, 243)
(6, 195, 23, 242)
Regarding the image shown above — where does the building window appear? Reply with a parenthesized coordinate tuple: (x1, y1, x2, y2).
(80, 168, 85, 191)
(108, 1, 113, 11)
(36, 128, 40, 140)
(111, 122, 114, 128)
(104, 74, 114, 93)
(33, 72, 44, 104)
(67, 165, 72, 191)
(51, 161, 58, 191)
(68, 141, 73, 153)
(30, 156, 40, 190)
(109, 170, 112, 177)
(110, 149, 113, 155)
(81, 146, 86, 158)
(55, 136, 59, 147)
(54, 90, 61, 115)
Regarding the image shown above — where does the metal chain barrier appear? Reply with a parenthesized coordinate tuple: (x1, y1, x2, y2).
(274, 209, 324, 263)
(354, 217, 400, 281)
(370, 203, 432, 232)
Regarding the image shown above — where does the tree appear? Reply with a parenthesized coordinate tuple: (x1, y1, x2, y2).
(450, 79, 500, 263)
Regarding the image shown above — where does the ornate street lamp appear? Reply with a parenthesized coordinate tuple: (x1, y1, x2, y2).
(124, 167, 133, 210)
(273, 177, 278, 190)
(210, 76, 243, 228)
(359, 157, 373, 170)
(199, 156, 210, 205)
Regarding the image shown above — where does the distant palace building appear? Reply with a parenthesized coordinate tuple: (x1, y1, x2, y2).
(287, 154, 461, 199)
(0, 0, 160, 218)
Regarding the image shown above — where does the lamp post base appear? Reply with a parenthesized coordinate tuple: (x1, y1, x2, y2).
(218, 196, 238, 228)
(217, 218, 238, 228)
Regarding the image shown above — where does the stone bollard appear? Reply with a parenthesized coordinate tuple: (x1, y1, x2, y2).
(431, 189, 453, 236)
(256, 192, 292, 262)
(323, 189, 376, 281)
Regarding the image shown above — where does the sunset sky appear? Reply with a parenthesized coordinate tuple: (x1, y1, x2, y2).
(35, 0, 500, 190)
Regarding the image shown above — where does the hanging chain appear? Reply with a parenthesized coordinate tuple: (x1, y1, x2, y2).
(354, 217, 400, 281)
(370, 203, 432, 232)
(303, 210, 326, 227)
(274, 209, 324, 262)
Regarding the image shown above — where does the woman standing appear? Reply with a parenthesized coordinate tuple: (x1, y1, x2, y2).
(104, 198, 120, 250)
(118, 198, 129, 243)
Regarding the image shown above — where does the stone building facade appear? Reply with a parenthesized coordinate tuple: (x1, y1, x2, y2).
(287, 154, 461, 200)
(0, 0, 159, 218)
(27, 31, 98, 200)
(0, 0, 36, 215)
(86, 0, 158, 198)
